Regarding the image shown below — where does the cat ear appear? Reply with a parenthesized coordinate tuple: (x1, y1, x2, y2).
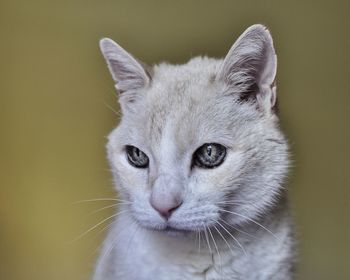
(217, 24, 277, 112)
(99, 38, 151, 94)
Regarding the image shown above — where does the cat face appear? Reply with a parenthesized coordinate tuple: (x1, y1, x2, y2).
(101, 25, 289, 235)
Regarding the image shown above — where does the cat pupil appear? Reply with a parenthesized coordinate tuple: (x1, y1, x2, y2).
(207, 145, 212, 156)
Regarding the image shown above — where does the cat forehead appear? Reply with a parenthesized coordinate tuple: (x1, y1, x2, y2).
(146, 57, 223, 113)
(152, 56, 222, 86)
(145, 58, 226, 142)
(119, 57, 260, 149)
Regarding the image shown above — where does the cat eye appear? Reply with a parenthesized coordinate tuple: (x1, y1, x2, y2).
(125, 145, 149, 168)
(192, 143, 226, 168)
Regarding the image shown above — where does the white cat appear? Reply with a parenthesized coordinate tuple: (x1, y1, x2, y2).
(94, 24, 296, 280)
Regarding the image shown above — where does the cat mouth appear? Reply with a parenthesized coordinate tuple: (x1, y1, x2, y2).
(155, 226, 191, 236)
(164, 226, 187, 232)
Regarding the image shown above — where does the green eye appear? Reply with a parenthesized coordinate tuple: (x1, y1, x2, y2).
(126, 145, 149, 168)
(192, 143, 226, 168)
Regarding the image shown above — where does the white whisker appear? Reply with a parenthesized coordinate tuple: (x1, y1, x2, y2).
(208, 226, 222, 274)
(71, 210, 128, 243)
(103, 101, 121, 117)
(213, 224, 234, 256)
(219, 209, 278, 240)
(219, 218, 257, 240)
(217, 199, 262, 210)
(216, 220, 247, 256)
(204, 226, 213, 255)
(87, 203, 128, 217)
(95, 219, 117, 237)
(89, 220, 118, 259)
(197, 230, 201, 254)
(72, 198, 131, 204)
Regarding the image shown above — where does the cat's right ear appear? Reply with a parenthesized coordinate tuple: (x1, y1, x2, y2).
(99, 38, 152, 97)
(217, 25, 277, 113)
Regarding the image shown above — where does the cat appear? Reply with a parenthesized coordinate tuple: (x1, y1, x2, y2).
(94, 24, 296, 280)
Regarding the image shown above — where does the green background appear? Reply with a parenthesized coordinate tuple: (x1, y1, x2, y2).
(1, 0, 349, 279)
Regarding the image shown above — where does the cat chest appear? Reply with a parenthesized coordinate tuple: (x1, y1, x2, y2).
(134, 246, 237, 280)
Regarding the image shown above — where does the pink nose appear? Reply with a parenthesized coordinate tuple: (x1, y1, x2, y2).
(150, 174, 183, 220)
(150, 199, 182, 220)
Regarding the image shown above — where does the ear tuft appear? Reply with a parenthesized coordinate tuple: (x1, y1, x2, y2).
(99, 38, 151, 94)
(218, 24, 277, 111)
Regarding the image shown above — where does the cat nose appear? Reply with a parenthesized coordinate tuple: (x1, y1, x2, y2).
(150, 174, 183, 220)
(150, 198, 182, 220)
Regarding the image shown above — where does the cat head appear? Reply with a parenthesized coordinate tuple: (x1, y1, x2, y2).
(100, 24, 289, 235)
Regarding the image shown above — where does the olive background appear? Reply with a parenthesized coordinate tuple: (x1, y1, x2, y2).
(1, 1, 349, 279)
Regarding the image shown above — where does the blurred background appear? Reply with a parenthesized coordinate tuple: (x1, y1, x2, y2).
(1, 0, 349, 279)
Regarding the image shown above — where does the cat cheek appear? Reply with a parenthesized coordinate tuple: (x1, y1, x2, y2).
(111, 154, 148, 190)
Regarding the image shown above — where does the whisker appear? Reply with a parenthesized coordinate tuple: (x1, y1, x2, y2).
(103, 101, 121, 117)
(217, 199, 261, 210)
(217, 201, 246, 205)
(87, 203, 128, 217)
(219, 209, 278, 240)
(197, 230, 201, 254)
(95, 219, 117, 237)
(216, 220, 247, 256)
(89, 219, 118, 259)
(208, 226, 222, 273)
(72, 198, 131, 204)
(213, 224, 234, 256)
(219, 218, 257, 240)
(71, 210, 128, 243)
(204, 226, 213, 255)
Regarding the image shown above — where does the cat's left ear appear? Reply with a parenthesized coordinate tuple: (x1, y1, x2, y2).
(99, 38, 152, 96)
(217, 24, 277, 112)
